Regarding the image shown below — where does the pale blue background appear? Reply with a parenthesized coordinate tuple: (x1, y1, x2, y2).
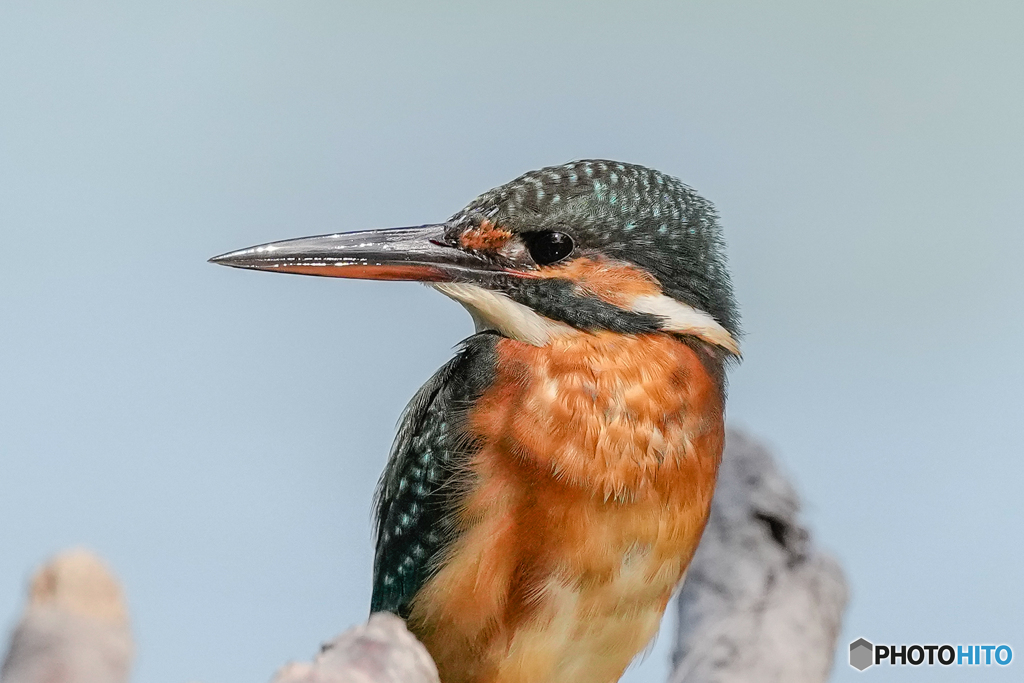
(1, 2, 1021, 681)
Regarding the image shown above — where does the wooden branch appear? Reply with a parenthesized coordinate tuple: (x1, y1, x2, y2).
(0, 550, 132, 683)
(670, 429, 849, 682)
(270, 613, 439, 683)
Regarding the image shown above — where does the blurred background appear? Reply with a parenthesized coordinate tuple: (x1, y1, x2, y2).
(1, 1, 1021, 681)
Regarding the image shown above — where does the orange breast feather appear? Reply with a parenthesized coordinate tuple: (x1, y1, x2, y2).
(408, 332, 725, 683)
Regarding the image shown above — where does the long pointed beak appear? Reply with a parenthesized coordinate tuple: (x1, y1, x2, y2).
(209, 224, 509, 283)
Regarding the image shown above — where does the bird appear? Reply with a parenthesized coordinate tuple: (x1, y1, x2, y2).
(0, 549, 133, 683)
(211, 159, 741, 683)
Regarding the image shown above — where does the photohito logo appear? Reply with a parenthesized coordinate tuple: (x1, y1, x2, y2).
(849, 638, 1012, 671)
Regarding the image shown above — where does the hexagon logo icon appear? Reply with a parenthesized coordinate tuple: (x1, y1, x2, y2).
(850, 638, 874, 671)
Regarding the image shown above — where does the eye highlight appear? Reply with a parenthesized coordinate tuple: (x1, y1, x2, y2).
(525, 231, 575, 266)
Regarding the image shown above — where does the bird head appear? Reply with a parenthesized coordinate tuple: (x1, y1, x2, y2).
(211, 160, 739, 355)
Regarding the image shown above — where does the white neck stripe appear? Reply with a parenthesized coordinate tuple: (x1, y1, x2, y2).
(431, 283, 739, 354)
(629, 294, 739, 355)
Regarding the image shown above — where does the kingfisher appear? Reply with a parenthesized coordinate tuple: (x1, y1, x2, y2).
(211, 160, 740, 683)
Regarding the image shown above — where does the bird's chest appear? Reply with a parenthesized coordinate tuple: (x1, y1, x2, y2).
(409, 333, 725, 683)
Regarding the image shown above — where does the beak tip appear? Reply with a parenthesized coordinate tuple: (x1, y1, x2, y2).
(209, 249, 249, 268)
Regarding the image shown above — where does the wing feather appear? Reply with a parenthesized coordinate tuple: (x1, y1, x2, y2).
(370, 332, 498, 616)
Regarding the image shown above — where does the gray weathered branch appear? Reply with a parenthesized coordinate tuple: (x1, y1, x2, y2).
(270, 612, 439, 683)
(671, 429, 848, 682)
(0, 550, 133, 683)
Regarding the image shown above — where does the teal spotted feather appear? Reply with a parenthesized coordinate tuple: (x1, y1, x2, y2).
(370, 332, 498, 616)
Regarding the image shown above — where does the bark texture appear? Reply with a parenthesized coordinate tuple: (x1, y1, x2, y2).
(270, 613, 439, 683)
(670, 430, 848, 682)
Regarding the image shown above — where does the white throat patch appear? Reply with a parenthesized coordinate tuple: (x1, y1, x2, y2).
(431, 283, 576, 346)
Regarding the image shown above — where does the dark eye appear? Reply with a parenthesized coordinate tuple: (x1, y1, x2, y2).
(525, 231, 574, 265)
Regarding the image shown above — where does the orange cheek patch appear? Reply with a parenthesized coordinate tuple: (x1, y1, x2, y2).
(537, 257, 662, 307)
(459, 220, 513, 251)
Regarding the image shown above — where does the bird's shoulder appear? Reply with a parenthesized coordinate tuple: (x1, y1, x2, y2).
(370, 331, 499, 616)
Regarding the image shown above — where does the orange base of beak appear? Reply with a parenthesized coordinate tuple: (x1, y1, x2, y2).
(267, 263, 450, 281)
